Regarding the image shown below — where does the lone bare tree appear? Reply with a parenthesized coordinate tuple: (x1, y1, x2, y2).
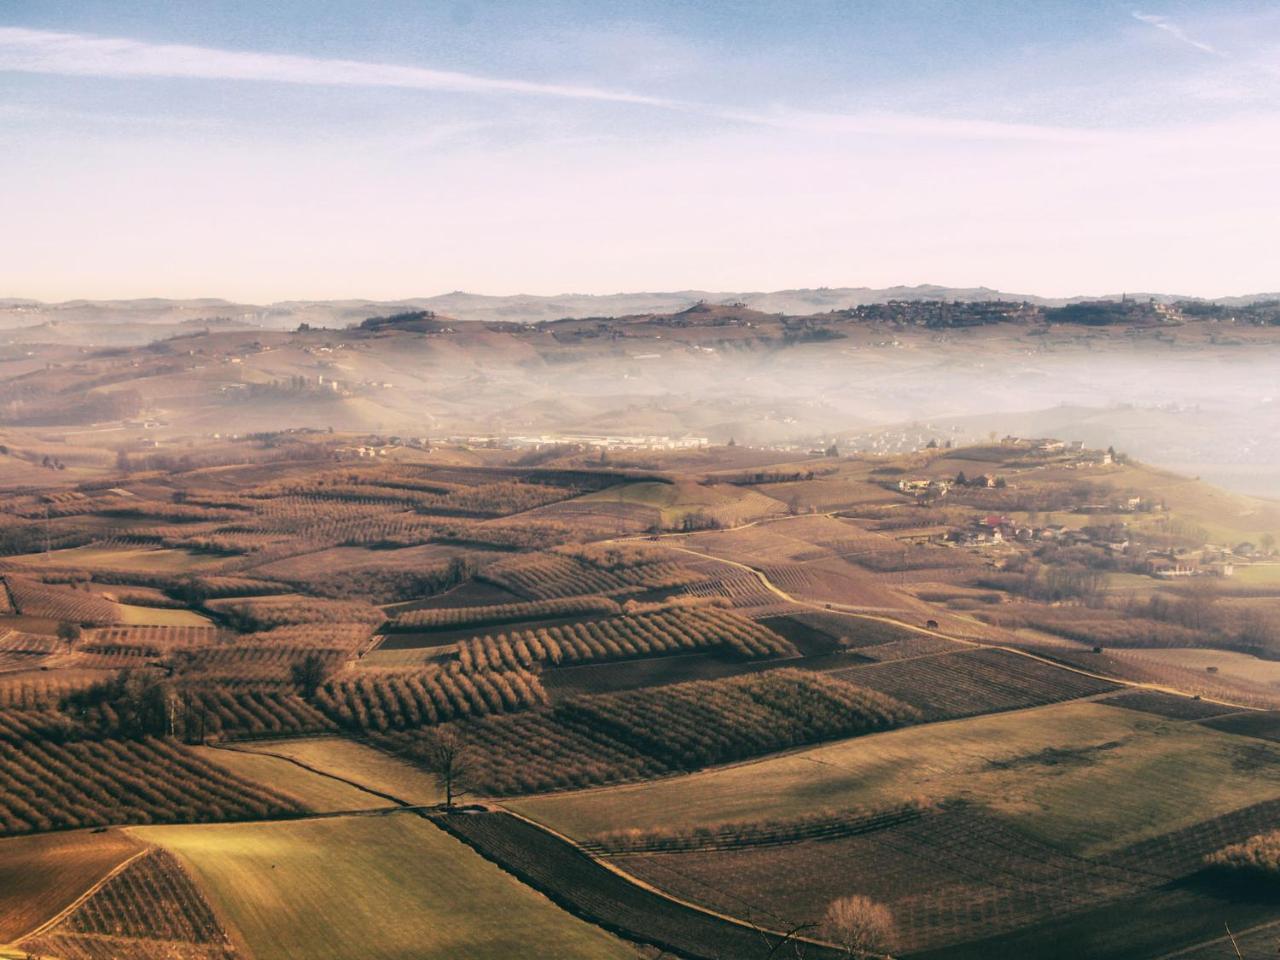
(420, 727, 469, 810)
(823, 895, 895, 959)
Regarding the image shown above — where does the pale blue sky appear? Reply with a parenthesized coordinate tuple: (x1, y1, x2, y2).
(2, 2, 1278, 300)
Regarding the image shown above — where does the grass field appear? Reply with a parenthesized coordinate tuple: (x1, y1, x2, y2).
(115, 603, 215, 626)
(512, 701, 1280, 856)
(0, 829, 142, 943)
(1231, 563, 1280, 587)
(1117, 647, 1280, 687)
(1090, 463, 1280, 546)
(193, 746, 387, 812)
(138, 814, 636, 960)
(237, 737, 443, 805)
(358, 645, 454, 668)
(580, 479, 783, 526)
(7, 545, 228, 574)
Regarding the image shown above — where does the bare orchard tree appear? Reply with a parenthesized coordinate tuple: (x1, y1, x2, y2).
(289, 651, 332, 701)
(56, 621, 82, 648)
(420, 726, 470, 810)
(823, 895, 896, 959)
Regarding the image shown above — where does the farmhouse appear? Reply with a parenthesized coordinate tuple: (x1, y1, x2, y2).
(1000, 435, 1072, 453)
(898, 478, 950, 497)
(1146, 554, 1198, 578)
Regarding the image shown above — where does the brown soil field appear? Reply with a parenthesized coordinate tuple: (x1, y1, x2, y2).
(1202, 710, 1280, 742)
(0, 829, 143, 943)
(1104, 689, 1242, 720)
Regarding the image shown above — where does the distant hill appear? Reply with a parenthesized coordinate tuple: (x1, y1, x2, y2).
(5, 286, 1279, 333)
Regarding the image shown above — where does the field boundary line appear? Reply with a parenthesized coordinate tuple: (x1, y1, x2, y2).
(211, 742, 415, 808)
(9, 844, 153, 946)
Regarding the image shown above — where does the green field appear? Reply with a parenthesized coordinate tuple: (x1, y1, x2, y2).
(511, 701, 1280, 856)
(194, 746, 388, 812)
(237, 737, 443, 805)
(137, 815, 635, 960)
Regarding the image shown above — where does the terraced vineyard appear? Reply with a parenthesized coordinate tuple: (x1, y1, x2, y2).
(92, 624, 223, 646)
(315, 665, 547, 732)
(66, 641, 161, 669)
(613, 805, 1158, 955)
(831, 648, 1119, 721)
(205, 594, 385, 633)
(0, 629, 56, 671)
(680, 572, 790, 614)
(399, 709, 669, 794)
(455, 605, 798, 671)
(1105, 689, 1241, 720)
(436, 810, 847, 960)
(856, 633, 965, 661)
(2, 575, 121, 624)
(174, 643, 349, 683)
(390, 595, 622, 631)
(477, 549, 702, 599)
(0, 674, 98, 709)
(185, 688, 336, 739)
(0, 735, 304, 835)
(22, 848, 237, 960)
(378, 669, 917, 794)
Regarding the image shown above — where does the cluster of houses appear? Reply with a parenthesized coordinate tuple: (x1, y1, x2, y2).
(848, 426, 963, 455)
(1144, 548, 1241, 579)
(937, 513, 1247, 580)
(502, 433, 710, 452)
(897, 473, 1005, 498)
(335, 435, 431, 459)
(946, 515, 1076, 547)
(336, 445, 390, 460)
(1000, 436, 1086, 454)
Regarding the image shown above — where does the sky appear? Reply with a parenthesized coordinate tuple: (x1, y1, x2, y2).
(1, 1, 1278, 302)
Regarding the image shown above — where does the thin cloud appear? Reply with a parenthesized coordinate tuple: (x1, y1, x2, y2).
(0, 26, 1108, 145)
(1132, 12, 1222, 56)
(0, 26, 679, 106)
(712, 107, 1114, 145)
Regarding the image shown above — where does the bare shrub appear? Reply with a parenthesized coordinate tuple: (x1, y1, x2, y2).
(824, 894, 896, 958)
